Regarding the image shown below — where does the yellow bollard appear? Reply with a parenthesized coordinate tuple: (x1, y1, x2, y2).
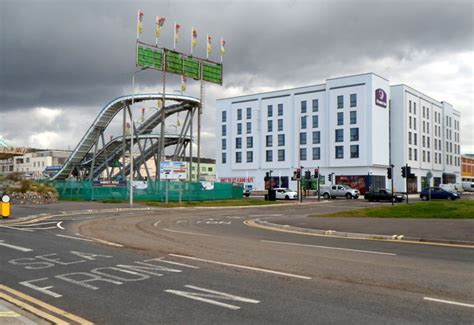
(1, 194, 11, 218)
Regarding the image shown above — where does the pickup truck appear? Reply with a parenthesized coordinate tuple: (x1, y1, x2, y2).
(319, 185, 360, 199)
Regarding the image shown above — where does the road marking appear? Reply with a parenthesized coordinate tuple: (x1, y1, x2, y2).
(0, 311, 20, 317)
(248, 214, 283, 217)
(169, 254, 311, 279)
(423, 297, 474, 308)
(56, 221, 64, 230)
(75, 233, 124, 247)
(165, 285, 260, 310)
(56, 234, 95, 242)
(261, 240, 397, 256)
(163, 228, 214, 237)
(0, 284, 93, 324)
(0, 226, 34, 232)
(0, 240, 33, 252)
(153, 219, 162, 227)
(154, 258, 200, 269)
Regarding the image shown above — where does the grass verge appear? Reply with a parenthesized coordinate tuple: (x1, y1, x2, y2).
(315, 200, 474, 219)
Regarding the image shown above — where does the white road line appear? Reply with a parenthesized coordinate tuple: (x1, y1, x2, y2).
(56, 234, 95, 242)
(56, 221, 65, 230)
(0, 226, 34, 232)
(153, 220, 162, 227)
(424, 297, 474, 308)
(261, 240, 397, 256)
(169, 254, 311, 280)
(74, 233, 124, 247)
(0, 240, 33, 252)
(6, 221, 58, 227)
(165, 289, 241, 310)
(163, 228, 214, 237)
(156, 258, 199, 269)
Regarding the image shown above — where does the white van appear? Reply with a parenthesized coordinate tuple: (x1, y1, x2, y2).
(440, 183, 463, 194)
(461, 182, 474, 192)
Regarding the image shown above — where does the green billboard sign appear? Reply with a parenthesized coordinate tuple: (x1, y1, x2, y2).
(136, 43, 223, 85)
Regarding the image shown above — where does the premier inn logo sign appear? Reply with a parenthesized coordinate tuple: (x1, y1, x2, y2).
(375, 88, 387, 108)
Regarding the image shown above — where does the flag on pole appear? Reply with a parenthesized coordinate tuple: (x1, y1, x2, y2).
(137, 10, 144, 37)
(220, 38, 226, 62)
(155, 16, 165, 38)
(207, 34, 212, 58)
(191, 27, 197, 53)
(174, 22, 181, 49)
(181, 76, 187, 92)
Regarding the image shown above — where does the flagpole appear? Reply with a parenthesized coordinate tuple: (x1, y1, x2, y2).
(220, 37, 223, 63)
(190, 27, 193, 56)
(174, 22, 176, 50)
(136, 10, 140, 41)
(206, 34, 209, 60)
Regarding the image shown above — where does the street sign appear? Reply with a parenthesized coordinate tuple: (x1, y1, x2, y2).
(160, 161, 187, 180)
(426, 171, 433, 179)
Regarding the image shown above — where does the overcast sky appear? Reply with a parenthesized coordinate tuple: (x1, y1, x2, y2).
(0, 0, 473, 157)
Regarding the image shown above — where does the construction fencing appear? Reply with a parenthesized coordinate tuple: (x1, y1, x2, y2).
(53, 181, 243, 202)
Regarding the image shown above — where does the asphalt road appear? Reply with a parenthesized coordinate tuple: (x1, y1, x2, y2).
(0, 202, 473, 324)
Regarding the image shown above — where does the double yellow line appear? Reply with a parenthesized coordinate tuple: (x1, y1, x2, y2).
(0, 285, 93, 324)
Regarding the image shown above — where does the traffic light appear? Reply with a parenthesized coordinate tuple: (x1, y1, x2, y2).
(314, 169, 319, 178)
(264, 172, 270, 182)
(387, 167, 392, 179)
(406, 166, 411, 177)
(328, 173, 332, 182)
(401, 166, 406, 178)
(304, 170, 311, 179)
(296, 169, 301, 179)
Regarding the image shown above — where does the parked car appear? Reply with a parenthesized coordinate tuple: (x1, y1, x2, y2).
(243, 189, 251, 197)
(364, 189, 405, 202)
(274, 188, 298, 200)
(420, 187, 460, 200)
(320, 184, 360, 200)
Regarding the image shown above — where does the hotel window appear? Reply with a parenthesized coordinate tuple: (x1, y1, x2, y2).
(335, 129, 344, 142)
(267, 105, 273, 117)
(278, 134, 285, 146)
(350, 128, 359, 141)
(278, 119, 283, 131)
(312, 147, 321, 160)
(414, 118, 417, 130)
(312, 99, 319, 112)
(300, 132, 307, 145)
(222, 139, 226, 150)
(409, 116, 412, 129)
(409, 148, 412, 160)
(266, 150, 273, 162)
(350, 111, 357, 124)
(301, 116, 307, 129)
(222, 125, 227, 136)
(427, 137, 430, 148)
(246, 107, 252, 119)
(414, 149, 418, 161)
(300, 148, 307, 161)
(350, 94, 357, 107)
(337, 112, 343, 125)
(236, 137, 242, 149)
(247, 137, 253, 148)
(312, 115, 318, 128)
(408, 132, 412, 145)
(413, 103, 416, 114)
(222, 111, 227, 122)
(278, 149, 285, 161)
(409, 100, 412, 113)
(267, 120, 273, 132)
(266, 135, 273, 147)
(246, 151, 253, 163)
(335, 146, 344, 159)
(312, 131, 320, 144)
(427, 108, 429, 119)
(278, 104, 283, 116)
(222, 153, 226, 164)
(414, 133, 417, 145)
(237, 123, 242, 135)
(350, 145, 359, 158)
(422, 136, 425, 147)
(427, 151, 430, 163)
(237, 109, 242, 120)
(422, 150, 426, 162)
(301, 101, 307, 113)
(236, 152, 242, 163)
(427, 122, 429, 134)
(423, 106, 425, 118)
(337, 95, 343, 109)
(246, 122, 252, 134)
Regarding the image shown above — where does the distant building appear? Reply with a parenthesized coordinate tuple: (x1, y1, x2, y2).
(461, 154, 474, 182)
(10, 150, 72, 178)
(216, 73, 461, 193)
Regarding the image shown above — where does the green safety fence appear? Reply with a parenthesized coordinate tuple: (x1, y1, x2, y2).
(53, 181, 243, 202)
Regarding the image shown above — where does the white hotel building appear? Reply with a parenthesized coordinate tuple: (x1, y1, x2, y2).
(216, 73, 461, 193)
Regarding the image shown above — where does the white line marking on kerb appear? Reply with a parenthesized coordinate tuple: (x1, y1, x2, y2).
(153, 220, 162, 227)
(261, 240, 397, 256)
(56, 221, 64, 230)
(74, 233, 123, 247)
(0, 226, 34, 232)
(0, 240, 33, 252)
(163, 228, 214, 237)
(56, 234, 95, 242)
(169, 254, 311, 280)
(424, 297, 474, 308)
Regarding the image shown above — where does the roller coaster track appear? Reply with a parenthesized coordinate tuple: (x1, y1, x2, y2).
(51, 93, 200, 180)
